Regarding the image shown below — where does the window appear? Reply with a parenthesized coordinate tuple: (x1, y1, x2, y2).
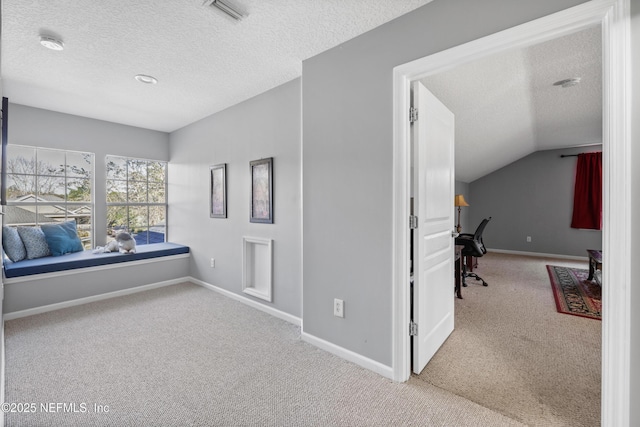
(4, 145, 94, 248)
(106, 156, 167, 245)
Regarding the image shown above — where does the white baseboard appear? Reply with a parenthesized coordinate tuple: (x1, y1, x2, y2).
(488, 248, 589, 261)
(3, 277, 189, 321)
(189, 277, 301, 327)
(301, 331, 394, 380)
(190, 278, 392, 380)
(3, 275, 387, 389)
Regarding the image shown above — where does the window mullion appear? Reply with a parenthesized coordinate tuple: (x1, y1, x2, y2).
(64, 152, 68, 221)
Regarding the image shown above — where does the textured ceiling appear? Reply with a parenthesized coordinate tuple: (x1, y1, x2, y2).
(422, 26, 602, 183)
(1, 0, 432, 132)
(2, 2, 602, 183)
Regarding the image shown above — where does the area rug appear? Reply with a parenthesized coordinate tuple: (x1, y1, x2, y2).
(546, 265, 601, 320)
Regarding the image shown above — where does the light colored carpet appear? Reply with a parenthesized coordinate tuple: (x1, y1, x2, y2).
(4, 282, 524, 427)
(416, 252, 601, 426)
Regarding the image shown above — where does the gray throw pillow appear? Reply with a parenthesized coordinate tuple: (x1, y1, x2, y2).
(2, 226, 27, 262)
(17, 226, 51, 259)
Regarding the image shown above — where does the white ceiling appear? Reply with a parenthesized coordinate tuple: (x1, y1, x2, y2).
(1, 0, 432, 132)
(2, 2, 602, 183)
(422, 26, 602, 183)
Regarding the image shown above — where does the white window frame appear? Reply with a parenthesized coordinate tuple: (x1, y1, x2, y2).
(105, 155, 168, 245)
(3, 145, 95, 248)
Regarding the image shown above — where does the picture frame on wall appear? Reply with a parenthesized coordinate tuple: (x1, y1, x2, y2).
(210, 163, 227, 218)
(250, 157, 273, 224)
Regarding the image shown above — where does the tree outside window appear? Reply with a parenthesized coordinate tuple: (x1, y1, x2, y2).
(106, 156, 167, 245)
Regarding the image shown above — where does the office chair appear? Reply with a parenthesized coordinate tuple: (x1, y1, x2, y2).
(455, 217, 492, 287)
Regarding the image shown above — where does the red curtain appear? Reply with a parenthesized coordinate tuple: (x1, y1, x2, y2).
(571, 152, 602, 230)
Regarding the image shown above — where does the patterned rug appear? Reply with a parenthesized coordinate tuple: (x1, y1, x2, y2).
(546, 265, 601, 320)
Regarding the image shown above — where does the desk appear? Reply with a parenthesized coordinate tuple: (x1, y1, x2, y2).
(587, 249, 602, 284)
(455, 245, 463, 299)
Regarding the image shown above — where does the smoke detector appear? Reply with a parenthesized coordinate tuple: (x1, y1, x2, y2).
(39, 35, 64, 51)
(134, 74, 158, 85)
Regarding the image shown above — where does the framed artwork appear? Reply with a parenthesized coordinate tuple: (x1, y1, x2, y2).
(250, 157, 273, 224)
(210, 163, 227, 218)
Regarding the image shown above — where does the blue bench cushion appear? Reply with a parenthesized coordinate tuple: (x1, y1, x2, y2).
(3, 242, 189, 279)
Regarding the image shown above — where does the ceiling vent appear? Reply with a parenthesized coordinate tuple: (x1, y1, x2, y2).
(553, 77, 581, 88)
(203, 0, 244, 21)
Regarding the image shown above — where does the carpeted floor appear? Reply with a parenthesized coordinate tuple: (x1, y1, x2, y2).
(3, 253, 600, 426)
(415, 252, 601, 426)
(4, 282, 524, 427)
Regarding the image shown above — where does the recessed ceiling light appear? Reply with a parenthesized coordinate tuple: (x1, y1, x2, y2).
(134, 74, 158, 85)
(39, 35, 64, 51)
(553, 77, 581, 88)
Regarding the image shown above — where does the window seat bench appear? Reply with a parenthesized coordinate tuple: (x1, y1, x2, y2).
(3, 242, 189, 279)
(3, 242, 191, 317)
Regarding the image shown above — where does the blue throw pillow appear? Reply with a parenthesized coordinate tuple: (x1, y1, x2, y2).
(17, 226, 51, 259)
(2, 226, 27, 262)
(40, 220, 84, 257)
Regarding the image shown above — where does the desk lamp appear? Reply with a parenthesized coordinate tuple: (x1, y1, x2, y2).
(454, 194, 469, 233)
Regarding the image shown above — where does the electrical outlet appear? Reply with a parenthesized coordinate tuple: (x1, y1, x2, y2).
(526, 236, 532, 243)
(210, 258, 215, 268)
(334, 298, 344, 318)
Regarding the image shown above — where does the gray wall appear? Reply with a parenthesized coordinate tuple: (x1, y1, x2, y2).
(630, 0, 639, 422)
(3, 1, 638, 423)
(8, 104, 170, 246)
(168, 79, 301, 318)
(468, 146, 602, 257)
(302, 0, 587, 367)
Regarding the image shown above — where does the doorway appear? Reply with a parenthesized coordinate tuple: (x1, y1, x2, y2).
(391, 1, 631, 425)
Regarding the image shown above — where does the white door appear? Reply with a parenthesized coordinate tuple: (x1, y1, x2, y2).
(411, 81, 455, 375)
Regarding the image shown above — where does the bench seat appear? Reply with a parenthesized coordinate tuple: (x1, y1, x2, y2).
(3, 242, 189, 279)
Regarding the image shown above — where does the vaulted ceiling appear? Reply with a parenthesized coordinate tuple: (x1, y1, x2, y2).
(2, 2, 601, 183)
(422, 26, 602, 183)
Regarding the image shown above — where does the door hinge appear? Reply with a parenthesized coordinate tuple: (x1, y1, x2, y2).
(409, 107, 418, 123)
(409, 215, 418, 229)
(409, 321, 418, 336)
